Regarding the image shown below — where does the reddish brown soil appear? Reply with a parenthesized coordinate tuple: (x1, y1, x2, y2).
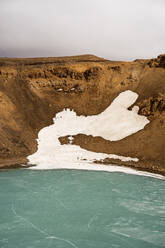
(0, 54, 165, 174)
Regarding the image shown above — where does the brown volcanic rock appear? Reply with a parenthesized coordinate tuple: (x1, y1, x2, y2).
(0, 54, 165, 174)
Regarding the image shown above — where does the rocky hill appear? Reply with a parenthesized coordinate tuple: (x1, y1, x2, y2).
(0, 54, 165, 174)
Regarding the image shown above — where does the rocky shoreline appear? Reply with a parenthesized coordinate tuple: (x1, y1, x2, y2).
(0, 158, 164, 177)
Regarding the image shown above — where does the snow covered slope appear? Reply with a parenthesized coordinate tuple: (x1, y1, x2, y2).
(28, 90, 149, 170)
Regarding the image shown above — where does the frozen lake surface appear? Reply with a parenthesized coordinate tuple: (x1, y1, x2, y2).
(0, 169, 165, 248)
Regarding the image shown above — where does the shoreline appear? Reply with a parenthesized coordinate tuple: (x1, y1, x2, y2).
(0, 158, 164, 180)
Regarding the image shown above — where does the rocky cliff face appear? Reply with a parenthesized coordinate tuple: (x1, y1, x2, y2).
(0, 54, 165, 174)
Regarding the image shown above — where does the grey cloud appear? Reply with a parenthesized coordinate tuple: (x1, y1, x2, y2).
(0, 0, 165, 60)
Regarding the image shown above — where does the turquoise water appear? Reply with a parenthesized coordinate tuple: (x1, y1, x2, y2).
(0, 169, 165, 248)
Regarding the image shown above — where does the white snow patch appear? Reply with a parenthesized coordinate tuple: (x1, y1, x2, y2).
(27, 90, 152, 176)
(82, 90, 149, 141)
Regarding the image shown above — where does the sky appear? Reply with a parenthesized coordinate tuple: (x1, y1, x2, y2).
(0, 0, 165, 60)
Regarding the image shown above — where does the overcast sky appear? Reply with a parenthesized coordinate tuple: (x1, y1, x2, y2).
(0, 0, 165, 60)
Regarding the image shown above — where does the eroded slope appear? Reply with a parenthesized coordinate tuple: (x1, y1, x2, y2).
(0, 54, 165, 173)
